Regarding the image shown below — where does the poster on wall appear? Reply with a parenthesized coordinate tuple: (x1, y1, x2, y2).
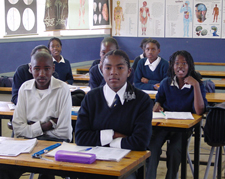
(221, 0, 225, 38)
(5, 0, 37, 36)
(193, 0, 222, 38)
(165, 0, 193, 38)
(138, 0, 165, 37)
(89, 0, 111, 29)
(112, 0, 138, 37)
(68, 0, 89, 29)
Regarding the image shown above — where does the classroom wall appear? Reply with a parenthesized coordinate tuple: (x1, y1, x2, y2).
(114, 37, 225, 63)
(0, 35, 107, 74)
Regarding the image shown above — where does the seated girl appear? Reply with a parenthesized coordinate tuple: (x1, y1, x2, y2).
(147, 50, 208, 179)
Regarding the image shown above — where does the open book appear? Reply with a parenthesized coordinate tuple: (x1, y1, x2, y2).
(46, 142, 130, 162)
(153, 112, 194, 120)
(0, 138, 37, 156)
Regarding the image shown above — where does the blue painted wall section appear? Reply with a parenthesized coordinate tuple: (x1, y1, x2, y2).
(0, 37, 103, 73)
(114, 37, 224, 63)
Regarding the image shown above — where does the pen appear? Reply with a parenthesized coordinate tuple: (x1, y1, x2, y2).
(160, 110, 167, 119)
(78, 147, 92, 152)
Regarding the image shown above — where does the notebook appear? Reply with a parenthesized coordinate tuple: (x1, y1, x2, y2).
(153, 112, 194, 120)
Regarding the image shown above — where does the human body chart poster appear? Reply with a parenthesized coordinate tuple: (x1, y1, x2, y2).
(193, 0, 222, 38)
(112, 0, 138, 37)
(165, 0, 193, 38)
(138, 0, 165, 37)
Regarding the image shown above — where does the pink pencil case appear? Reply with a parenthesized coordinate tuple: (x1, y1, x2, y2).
(55, 150, 96, 164)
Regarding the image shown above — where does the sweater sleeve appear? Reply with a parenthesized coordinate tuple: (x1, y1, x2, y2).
(65, 61, 74, 85)
(121, 93, 153, 151)
(134, 62, 155, 90)
(75, 94, 102, 146)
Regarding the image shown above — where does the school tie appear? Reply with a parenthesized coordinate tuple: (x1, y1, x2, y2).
(111, 94, 121, 108)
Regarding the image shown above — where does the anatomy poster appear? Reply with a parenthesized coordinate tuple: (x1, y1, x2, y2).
(165, 0, 193, 38)
(193, 0, 222, 38)
(112, 0, 138, 37)
(89, 0, 111, 29)
(68, 0, 89, 29)
(138, 0, 165, 37)
(221, 0, 225, 37)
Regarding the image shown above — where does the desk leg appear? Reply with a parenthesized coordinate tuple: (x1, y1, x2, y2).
(136, 163, 145, 179)
(181, 132, 188, 179)
(194, 122, 200, 179)
(0, 117, 2, 136)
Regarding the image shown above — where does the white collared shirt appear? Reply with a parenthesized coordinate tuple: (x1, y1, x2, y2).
(103, 82, 127, 107)
(171, 76, 191, 89)
(52, 55, 65, 63)
(144, 56, 161, 71)
(100, 82, 127, 148)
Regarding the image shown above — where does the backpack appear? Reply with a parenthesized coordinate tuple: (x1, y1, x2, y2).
(0, 76, 13, 87)
(71, 89, 86, 106)
(202, 80, 215, 93)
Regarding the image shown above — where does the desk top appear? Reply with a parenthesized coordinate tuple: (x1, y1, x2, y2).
(198, 70, 225, 77)
(73, 74, 90, 81)
(0, 87, 12, 92)
(211, 79, 225, 88)
(0, 137, 150, 177)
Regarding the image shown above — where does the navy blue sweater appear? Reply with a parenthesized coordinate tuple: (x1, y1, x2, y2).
(134, 58, 169, 90)
(156, 77, 208, 112)
(89, 64, 135, 89)
(54, 59, 73, 85)
(75, 85, 153, 151)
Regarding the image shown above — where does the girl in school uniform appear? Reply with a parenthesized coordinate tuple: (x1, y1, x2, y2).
(75, 50, 153, 177)
(48, 37, 74, 85)
(147, 50, 208, 179)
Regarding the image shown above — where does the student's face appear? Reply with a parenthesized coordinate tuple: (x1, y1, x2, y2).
(102, 55, 131, 92)
(174, 55, 189, 80)
(145, 43, 160, 63)
(49, 40, 62, 58)
(30, 57, 55, 90)
(100, 42, 117, 64)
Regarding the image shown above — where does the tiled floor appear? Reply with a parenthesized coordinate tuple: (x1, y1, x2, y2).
(1, 94, 225, 179)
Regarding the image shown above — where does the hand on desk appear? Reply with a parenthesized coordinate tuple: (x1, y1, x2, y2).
(28, 117, 58, 132)
(141, 77, 149, 84)
(153, 102, 164, 112)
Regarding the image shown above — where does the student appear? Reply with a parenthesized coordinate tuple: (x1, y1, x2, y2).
(75, 49, 153, 152)
(48, 37, 74, 85)
(89, 37, 134, 89)
(132, 37, 151, 72)
(134, 39, 169, 90)
(0, 52, 72, 179)
(147, 50, 207, 179)
(11, 45, 58, 105)
(89, 37, 119, 70)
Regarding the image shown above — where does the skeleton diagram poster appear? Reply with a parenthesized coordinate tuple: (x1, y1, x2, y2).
(165, 0, 193, 38)
(112, 0, 138, 37)
(193, 0, 222, 38)
(138, 0, 165, 37)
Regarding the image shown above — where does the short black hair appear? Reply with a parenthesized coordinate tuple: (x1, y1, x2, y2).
(144, 39, 160, 49)
(31, 51, 53, 65)
(140, 38, 152, 48)
(101, 37, 119, 49)
(102, 49, 130, 68)
(168, 50, 201, 83)
(48, 37, 62, 48)
(30, 45, 50, 56)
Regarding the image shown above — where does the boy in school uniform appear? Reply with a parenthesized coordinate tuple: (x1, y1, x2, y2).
(11, 45, 58, 105)
(1, 51, 72, 178)
(134, 39, 169, 90)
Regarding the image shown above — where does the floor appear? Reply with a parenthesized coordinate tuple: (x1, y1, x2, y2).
(1, 94, 225, 179)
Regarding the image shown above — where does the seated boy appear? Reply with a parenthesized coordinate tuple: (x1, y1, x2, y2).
(11, 45, 58, 105)
(134, 39, 169, 90)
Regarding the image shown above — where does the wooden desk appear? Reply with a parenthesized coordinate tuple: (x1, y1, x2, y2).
(0, 137, 150, 179)
(153, 114, 202, 179)
(211, 79, 225, 89)
(73, 74, 90, 82)
(198, 70, 225, 78)
(75, 65, 91, 74)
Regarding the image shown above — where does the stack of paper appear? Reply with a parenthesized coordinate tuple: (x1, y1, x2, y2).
(142, 90, 158, 94)
(153, 112, 194, 120)
(46, 142, 130, 162)
(0, 138, 37, 156)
